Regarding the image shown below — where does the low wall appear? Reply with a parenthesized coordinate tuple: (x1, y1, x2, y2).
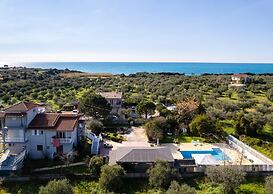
(227, 135, 273, 171)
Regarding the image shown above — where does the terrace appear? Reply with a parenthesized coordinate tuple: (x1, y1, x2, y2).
(163, 135, 273, 171)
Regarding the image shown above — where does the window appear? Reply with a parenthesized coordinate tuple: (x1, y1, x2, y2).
(56, 132, 66, 138)
(32, 130, 44, 135)
(37, 145, 43, 151)
(32, 130, 39, 135)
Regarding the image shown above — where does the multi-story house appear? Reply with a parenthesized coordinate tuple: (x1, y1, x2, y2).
(100, 92, 123, 114)
(0, 102, 84, 171)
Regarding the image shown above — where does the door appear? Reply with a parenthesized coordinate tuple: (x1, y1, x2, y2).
(56, 145, 63, 155)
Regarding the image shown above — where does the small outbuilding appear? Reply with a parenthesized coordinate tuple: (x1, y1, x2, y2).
(109, 147, 174, 172)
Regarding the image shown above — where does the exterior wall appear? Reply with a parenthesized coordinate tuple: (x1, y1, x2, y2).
(106, 98, 122, 114)
(27, 127, 79, 159)
(27, 129, 56, 159)
(5, 116, 26, 128)
(26, 107, 40, 126)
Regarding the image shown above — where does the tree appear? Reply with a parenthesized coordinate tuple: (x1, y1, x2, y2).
(265, 176, 273, 194)
(39, 179, 74, 194)
(148, 160, 175, 189)
(189, 114, 220, 137)
(136, 101, 156, 119)
(235, 112, 266, 137)
(99, 165, 125, 193)
(145, 117, 167, 142)
(166, 181, 196, 194)
(79, 93, 111, 120)
(176, 98, 200, 124)
(88, 156, 104, 176)
(205, 166, 246, 193)
(87, 119, 103, 135)
(267, 88, 273, 102)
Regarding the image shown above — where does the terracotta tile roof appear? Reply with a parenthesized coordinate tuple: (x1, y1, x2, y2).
(54, 116, 79, 131)
(5, 102, 41, 113)
(28, 113, 60, 128)
(27, 113, 80, 131)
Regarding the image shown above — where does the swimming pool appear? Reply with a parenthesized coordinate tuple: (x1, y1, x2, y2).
(181, 148, 230, 161)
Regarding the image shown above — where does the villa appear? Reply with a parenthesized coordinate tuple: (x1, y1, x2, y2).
(100, 92, 123, 114)
(230, 74, 250, 87)
(0, 102, 85, 171)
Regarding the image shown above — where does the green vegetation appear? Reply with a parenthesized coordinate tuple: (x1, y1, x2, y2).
(39, 179, 74, 194)
(98, 165, 126, 193)
(147, 160, 177, 189)
(3, 68, 273, 192)
(88, 156, 104, 176)
(205, 166, 246, 193)
(0, 177, 268, 194)
(136, 101, 156, 119)
(166, 181, 196, 194)
(79, 93, 111, 120)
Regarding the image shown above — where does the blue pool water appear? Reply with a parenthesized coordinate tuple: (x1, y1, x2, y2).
(181, 148, 230, 161)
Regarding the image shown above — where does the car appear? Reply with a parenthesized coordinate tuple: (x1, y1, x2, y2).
(104, 143, 113, 148)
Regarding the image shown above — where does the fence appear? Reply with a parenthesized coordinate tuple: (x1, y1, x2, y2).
(227, 135, 273, 171)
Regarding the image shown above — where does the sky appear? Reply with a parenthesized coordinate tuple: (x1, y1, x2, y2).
(0, 0, 273, 63)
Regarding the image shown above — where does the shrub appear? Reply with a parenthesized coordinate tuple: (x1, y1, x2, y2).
(148, 160, 176, 189)
(265, 176, 273, 194)
(39, 179, 74, 194)
(88, 156, 104, 176)
(99, 165, 125, 193)
(166, 181, 196, 194)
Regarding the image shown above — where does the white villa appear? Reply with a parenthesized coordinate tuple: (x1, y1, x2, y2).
(0, 102, 86, 171)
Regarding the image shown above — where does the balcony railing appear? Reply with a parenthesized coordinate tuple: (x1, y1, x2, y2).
(1, 137, 28, 143)
(51, 138, 72, 144)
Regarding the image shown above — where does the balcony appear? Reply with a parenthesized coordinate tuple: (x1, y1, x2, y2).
(0, 128, 27, 143)
(3, 137, 28, 143)
(51, 137, 72, 144)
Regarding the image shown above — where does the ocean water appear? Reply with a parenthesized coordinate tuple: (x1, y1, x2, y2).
(15, 62, 273, 75)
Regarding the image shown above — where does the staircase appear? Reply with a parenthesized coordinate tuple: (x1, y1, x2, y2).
(0, 149, 26, 171)
(86, 130, 101, 155)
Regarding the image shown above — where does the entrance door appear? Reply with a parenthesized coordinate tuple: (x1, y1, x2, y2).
(57, 145, 63, 155)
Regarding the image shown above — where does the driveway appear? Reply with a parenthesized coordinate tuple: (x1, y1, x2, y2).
(101, 126, 150, 156)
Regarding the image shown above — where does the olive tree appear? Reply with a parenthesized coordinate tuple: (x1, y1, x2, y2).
(99, 165, 125, 193)
(205, 166, 246, 193)
(148, 160, 175, 189)
(145, 117, 167, 143)
(87, 119, 103, 135)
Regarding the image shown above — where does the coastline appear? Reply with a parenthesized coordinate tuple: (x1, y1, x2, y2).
(4, 62, 273, 75)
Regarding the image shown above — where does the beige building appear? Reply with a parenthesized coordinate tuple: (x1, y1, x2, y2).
(100, 92, 123, 114)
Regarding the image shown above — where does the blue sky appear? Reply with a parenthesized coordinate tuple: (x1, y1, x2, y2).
(0, 0, 273, 63)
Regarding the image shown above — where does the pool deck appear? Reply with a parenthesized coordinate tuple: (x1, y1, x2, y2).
(161, 142, 266, 165)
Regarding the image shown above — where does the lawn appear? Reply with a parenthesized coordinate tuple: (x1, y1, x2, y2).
(162, 133, 206, 144)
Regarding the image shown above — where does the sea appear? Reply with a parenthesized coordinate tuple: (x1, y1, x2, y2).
(12, 62, 273, 75)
